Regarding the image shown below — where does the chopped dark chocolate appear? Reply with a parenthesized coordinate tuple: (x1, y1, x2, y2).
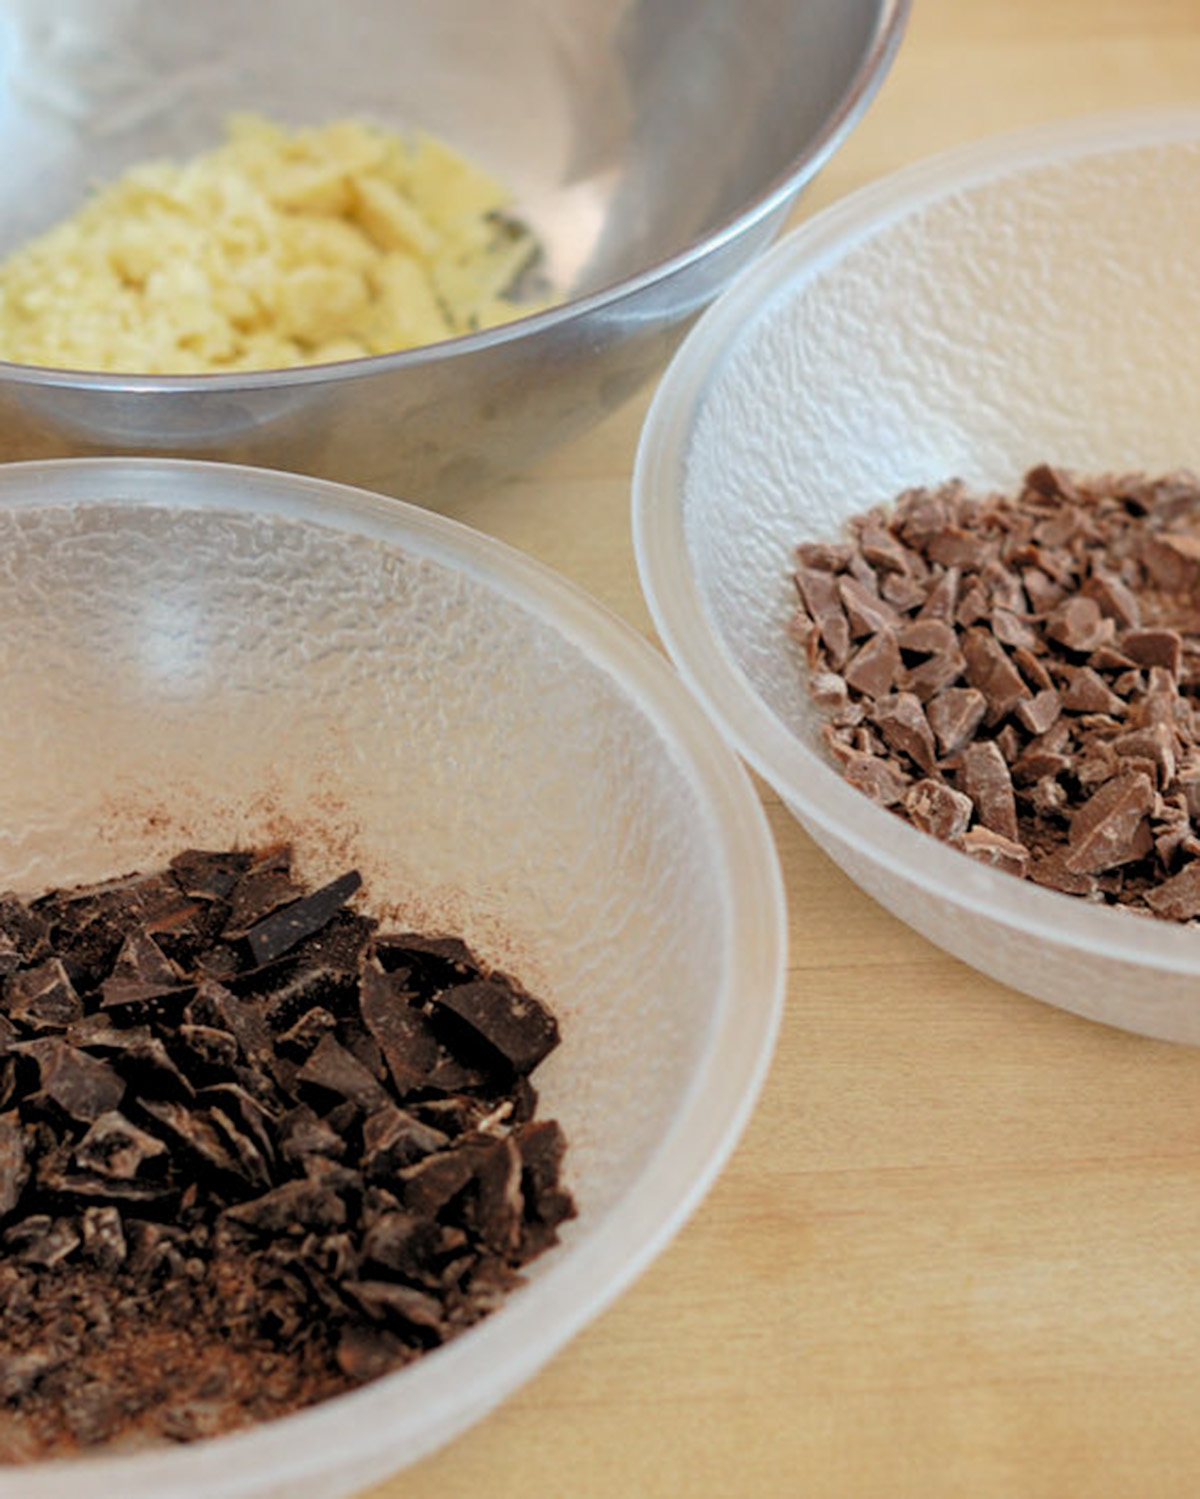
(794, 466, 1200, 919)
(0, 1111, 28, 1220)
(73, 1111, 167, 1180)
(4, 959, 82, 1032)
(433, 979, 560, 1075)
(14, 1037, 125, 1121)
(0, 851, 572, 1459)
(241, 871, 363, 967)
(295, 1033, 390, 1113)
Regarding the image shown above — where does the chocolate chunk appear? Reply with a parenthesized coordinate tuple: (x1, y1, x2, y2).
(78, 1205, 127, 1271)
(69, 1018, 194, 1096)
(843, 630, 900, 698)
(1084, 568, 1141, 627)
(962, 629, 1030, 723)
(959, 741, 1019, 841)
(1123, 628, 1183, 676)
(463, 1136, 524, 1255)
(276, 1006, 339, 1057)
(241, 870, 362, 966)
(433, 979, 560, 1075)
(858, 525, 912, 574)
(1045, 595, 1111, 653)
(74, 1111, 168, 1180)
(296, 1033, 390, 1113)
(904, 779, 973, 841)
(794, 563, 851, 668)
(335, 1324, 412, 1382)
(1066, 771, 1156, 874)
(5, 1214, 81, 1268)
(224, 1177, 347, 1233)
(926, 688, 988, 759)
(836, 746, 909, 806)
(208, 1107, 272, 1188)
(1014, 689, 1062, 737)
(99, 975, 191, 1015)
(916, 566, 959, 623)
(260, 965, 352, 1032)
(808, 672, 851, 713)
(873, 692, 937, 772)
(358, 962, 440, 1092)
(896, 618, 958, 658)
(0, 1110, 28, 1220)
(956, 827, 1030, 877)
(796, 539, 854, 572)
(1013, 645, 1054, 693)
(110, 930, 179, 987)
(0, 895, 50, 967)
(362, 1104, 449, 1177)
(1142, 532, 1200, 592)
(278, 1104, 345, 1165)
(169, 847, 254, 900)
(176, 1023, 240, 1072)
(399, 1149, 477, 1216)
(838, 575, 901, 637)
(1058, 666, 1125, 715)
(1143, 861, 1200, 920)
(362, 1210, 442, 1276)
(16, 1038, 125, 1121)
(4, 958, 82, 1031)
(189, 979, 273, 1069)
(138, 1099, 239, 1176)
(343, 1280, 447, 1337)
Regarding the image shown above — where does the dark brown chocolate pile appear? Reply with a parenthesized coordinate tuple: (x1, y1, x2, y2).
(0, 847, 573, 1460)
(791, 464, 1200, 915)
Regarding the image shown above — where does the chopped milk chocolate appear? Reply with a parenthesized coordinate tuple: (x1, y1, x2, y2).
(0, 847, 573, 1460)
(793, 466, 1200, 919)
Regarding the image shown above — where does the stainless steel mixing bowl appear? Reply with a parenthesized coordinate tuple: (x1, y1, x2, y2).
(0, 0, 907, 500)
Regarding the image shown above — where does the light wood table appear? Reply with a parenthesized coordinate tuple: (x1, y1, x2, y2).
(369, 4, 1200, 1496)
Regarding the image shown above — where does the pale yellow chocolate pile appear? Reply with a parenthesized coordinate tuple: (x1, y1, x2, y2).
(0, 114, 546, 374)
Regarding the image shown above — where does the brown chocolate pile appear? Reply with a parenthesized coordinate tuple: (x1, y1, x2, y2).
(0, 847, 573, 1459)
(791, 464, 1200, 915)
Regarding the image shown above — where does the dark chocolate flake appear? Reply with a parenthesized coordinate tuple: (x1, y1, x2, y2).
(74, 1110, 168, 1180)
(4, 957, 82, 1031)
(242, 870, 362, 967)
(15, 1037, 126, 1121)
(224, 1177, 347, 1234)
(295, 1033, 390, 1113)
(0, 1110, 29, 1219)
(362, 1105, 450, 1178)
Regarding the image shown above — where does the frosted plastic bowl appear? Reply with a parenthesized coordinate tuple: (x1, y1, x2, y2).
(634, 110, 1200, 1045)
(0, 458, 785, 1496)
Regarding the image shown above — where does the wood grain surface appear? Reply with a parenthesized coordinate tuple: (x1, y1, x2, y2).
(365, 4, 1200, 1496)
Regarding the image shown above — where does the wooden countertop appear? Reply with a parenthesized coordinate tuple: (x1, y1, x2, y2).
(370, 5, 1200, 1496)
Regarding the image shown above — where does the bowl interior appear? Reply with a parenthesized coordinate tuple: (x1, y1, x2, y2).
(635, 114, 1200, 1031)
(0, 458, 783, 1495)
(682, 123, 1200, 747)
(0, 0, 895, 298)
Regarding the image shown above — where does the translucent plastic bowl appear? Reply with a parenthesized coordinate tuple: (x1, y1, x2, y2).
(0, 458, 785, 1497)
(634, 110, 1200, 1045)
